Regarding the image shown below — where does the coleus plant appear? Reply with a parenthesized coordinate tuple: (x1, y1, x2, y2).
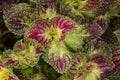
(0, 0, 120, 80)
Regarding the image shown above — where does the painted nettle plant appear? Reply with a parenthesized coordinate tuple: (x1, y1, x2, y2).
(0, 0, 120, 80)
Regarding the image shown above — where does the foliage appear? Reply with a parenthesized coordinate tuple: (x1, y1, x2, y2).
(0, 0, 120, 80)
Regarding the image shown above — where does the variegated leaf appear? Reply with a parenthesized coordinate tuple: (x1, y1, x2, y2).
(112, 44, 120, 75)
(87, 40, 113, 76)
(43, 41, 74, 73)
(3, 3, 33, 35)
(67, 55, 101, 80)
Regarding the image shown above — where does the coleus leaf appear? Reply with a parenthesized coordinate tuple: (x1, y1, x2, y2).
(67, 55, 101, 80)
(2, 39, 42, 69)
(2, 50, 19, 68)
(63, 26, 87, 51)
(95, 0, 112, 16)
(86, 40, 113, 76)
(43, 41, 74, 73)
(112, 44, 120, 75)
(95, 0, 119, 16)
(24, 19, 51, 46)
(85, 16, 108, 39)
(84, 23, 103, 39)
(5, 10, 32, 35)
(96, 16, 108, 32)
(0, 59, 19, 80)
(13, 39, 42, 69)
(3, 3, 31, 20)
(3, 3, 33, 35)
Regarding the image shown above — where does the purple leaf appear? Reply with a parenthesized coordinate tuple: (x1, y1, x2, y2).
(112, 45, 120, 75)
(85, 23, 102, 38)
(3, 3, 33, 35)
(96, 17, 108, 31)
(25, 19, 51, 45)
(50, 16, 77, 32)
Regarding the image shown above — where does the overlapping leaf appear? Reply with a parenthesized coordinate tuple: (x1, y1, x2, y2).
(112, 44, 120, 75)
(3, 3, 33, 35)
(0, 59, 19, 80)
(86, 40, 114, 76)
(2, 39, 42, 69)
(66, 55, 101, 80)
(43, 41, 74, 73)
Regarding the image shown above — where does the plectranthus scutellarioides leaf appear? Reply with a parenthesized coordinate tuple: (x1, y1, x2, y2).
(86, 40, 114, 76)
(84, 16, 108, 39)
(63, 26, 87, 51)
(2, 39, 42, 69)
(43, 41, 74, 74)
(95, 0, 119, 16)
(0, 59, 19, 80)
(24, 19, 51, 46)
(112, 44, 120, 75)
(66, 55, 102, 80)
(3, 3, 33, 35)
